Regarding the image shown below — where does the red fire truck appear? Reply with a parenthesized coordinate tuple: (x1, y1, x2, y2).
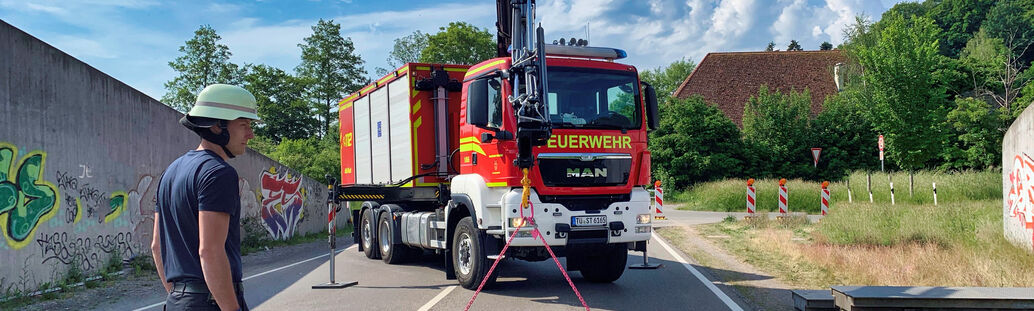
(332, 1, 659, 289)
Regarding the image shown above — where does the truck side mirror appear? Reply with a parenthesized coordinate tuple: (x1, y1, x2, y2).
(644, 82, 659, 131)
(467, 79, 489, 127)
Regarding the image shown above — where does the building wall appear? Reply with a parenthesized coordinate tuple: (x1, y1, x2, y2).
(0, 21, 342, 293)
(1002, 101, 1034, 253)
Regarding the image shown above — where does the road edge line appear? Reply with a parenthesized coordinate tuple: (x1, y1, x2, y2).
(417, 285, 457, 311)
(652, 232, 744, 311)
(132, 244, 357, 311)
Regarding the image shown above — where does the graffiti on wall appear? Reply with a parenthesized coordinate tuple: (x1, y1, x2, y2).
(0, 143, 60, 250)
(1006, 153, 1034, 248)
(260, 167, 305, 240)
(36, 231, 134, 272)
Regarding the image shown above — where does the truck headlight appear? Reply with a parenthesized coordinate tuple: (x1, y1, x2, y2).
(637, 214, 652, 224)
(509, 217, 528, 228)
(636, 226, 652, 233)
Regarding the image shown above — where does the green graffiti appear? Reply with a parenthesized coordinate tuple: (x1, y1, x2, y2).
(0, 143, 59, 249)
(105, 191, 127, 223)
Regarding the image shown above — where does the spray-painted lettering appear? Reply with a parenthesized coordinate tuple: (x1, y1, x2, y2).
(260, 167, 305, 240)
(1007, 154, 1034, 248)
(0, 143, 60, 249)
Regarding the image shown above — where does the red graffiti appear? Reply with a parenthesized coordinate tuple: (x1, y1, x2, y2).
(1006, 154, 1034, 248)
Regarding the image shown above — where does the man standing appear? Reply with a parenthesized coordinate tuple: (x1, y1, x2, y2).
(151, 84, 259, 310)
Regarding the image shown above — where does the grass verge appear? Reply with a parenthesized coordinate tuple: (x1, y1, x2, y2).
(669, 170, 999, 214)
(697, 201, 1034, 288)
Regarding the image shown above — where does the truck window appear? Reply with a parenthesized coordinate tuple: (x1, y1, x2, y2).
(545, 67, 641, 130)
(488, 78, 503, 129)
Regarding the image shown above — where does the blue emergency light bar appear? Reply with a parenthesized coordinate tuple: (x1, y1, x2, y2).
(544, 44, 627, 60)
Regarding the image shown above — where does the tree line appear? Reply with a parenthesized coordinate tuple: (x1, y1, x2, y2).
(645, 0, 1034, 191)
(161, 20, 495, 181)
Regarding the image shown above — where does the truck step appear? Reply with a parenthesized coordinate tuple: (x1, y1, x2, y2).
(430, 221, 446, 229)
(486, 229, 506, 235)
(429, 240, 447, 249)
(486, 203, 502, 209)
(487, 255, 506, 260)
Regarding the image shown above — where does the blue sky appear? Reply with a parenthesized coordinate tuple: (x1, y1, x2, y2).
(0, 0, 909, 101)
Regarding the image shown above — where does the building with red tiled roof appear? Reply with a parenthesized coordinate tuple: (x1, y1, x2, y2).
(673, 50, 847, 127)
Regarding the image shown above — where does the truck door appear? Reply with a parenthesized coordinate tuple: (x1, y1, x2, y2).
(461, 76, 511, 183)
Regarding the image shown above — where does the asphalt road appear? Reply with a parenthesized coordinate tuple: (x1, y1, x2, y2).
(123, 226, 750, 311)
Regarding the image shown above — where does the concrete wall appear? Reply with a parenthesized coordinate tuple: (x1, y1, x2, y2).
(1003, 100, 1034, 253)
(0, 20, 341, 293)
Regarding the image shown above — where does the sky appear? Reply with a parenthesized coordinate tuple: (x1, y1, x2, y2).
(0, 0, 910, 101)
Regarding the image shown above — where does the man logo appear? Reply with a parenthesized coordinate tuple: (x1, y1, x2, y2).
(567, 168, 607, 178)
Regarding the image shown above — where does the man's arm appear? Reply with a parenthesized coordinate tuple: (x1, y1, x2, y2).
(199, 210, 239, 311)
(151, 212, 172, 293)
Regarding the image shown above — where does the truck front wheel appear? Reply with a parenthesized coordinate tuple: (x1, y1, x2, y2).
(579, 244, 627, 283)
(453, 217, 497, 289)
(361, 209, 380, 259)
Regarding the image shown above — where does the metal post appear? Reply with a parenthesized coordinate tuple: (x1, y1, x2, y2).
(629, 241, 660, 269)
(909, 172, 914, 197)
(313, 177, 358, 289)
(890, 181, 895, 205)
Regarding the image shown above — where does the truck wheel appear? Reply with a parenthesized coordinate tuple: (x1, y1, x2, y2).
(361, 209, 380, 259)
(379, 212, 410, 264)
(579, 244, 627, 283)
(453, 217, 497, 289)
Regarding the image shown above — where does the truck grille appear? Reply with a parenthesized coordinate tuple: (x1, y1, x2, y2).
(537, 153, 631, 187)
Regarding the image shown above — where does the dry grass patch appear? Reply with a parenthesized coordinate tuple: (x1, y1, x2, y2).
(700, 202, 1034, 288)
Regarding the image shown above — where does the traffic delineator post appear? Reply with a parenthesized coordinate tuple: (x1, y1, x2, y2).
(778, 178, 788, 217)
(313, 179, 358, 289)
(745, 178, 756, 220)
(653, 180, 666, 220)
(820, 181, 830, 216)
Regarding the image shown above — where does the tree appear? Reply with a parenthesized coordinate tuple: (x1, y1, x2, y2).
(811, 88, 880, 179)
(854, 13, 948, 171)
(943, 97, 1005, 169)
(982, 0, 1034, 112)
(243, 65, 319, 143)
(162, 25, 245, 112)
(296, 19, 367, 138)
(819, 41, 833, 51)
(765, 41, 776, 51)
(420, 22, 495, 65)
(741, 86, 812, 178)
(387, 30, 428, 68)
(787, 40, 803, 51)
(649, 96, 744, 189)
(639, 58, 696, 99)
(927, 0, 993, 58)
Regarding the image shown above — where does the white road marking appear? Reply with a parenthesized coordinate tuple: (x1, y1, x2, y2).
(652, 232, 744, 311)
(417, 285, 457, 311)
(132, 244, 358, 311)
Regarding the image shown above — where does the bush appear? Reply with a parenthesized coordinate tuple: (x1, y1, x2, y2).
(742, 86, 813, 179)
(650, 96, 744, 190)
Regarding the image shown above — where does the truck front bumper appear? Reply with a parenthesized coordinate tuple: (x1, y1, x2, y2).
(495, 187, 653, 247)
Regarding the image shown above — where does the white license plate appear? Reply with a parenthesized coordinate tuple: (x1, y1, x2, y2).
(572, 215, 607, 227)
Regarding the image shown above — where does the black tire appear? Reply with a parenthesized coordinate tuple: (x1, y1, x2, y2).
(379, 212, 410, 264)
(580, 244, 627, 283)
(361, 209, 380, 259)
(453, 217, 497, 289)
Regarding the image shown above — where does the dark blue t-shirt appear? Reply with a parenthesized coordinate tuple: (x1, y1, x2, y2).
(157, 149, 242, 283)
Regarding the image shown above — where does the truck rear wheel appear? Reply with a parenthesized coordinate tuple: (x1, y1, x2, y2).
(579, 244, 627, 283)
(379, 212, 410, 264)
(361, 209, 380, 259)
(453, 217, 496, 289)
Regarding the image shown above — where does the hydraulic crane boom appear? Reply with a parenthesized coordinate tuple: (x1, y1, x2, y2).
(501, 0, 551, 169)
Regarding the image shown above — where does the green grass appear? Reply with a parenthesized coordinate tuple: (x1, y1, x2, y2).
(813, 200, 1000, 248)
(669, 170, 1000, 214)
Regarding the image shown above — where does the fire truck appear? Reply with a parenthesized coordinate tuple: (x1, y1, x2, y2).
(333, 0, 659, 289)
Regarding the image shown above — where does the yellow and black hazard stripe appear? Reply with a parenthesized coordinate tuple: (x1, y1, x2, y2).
(337, 194, 386, 200)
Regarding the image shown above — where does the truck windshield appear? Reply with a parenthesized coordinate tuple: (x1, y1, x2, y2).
(546, 67, 641, 130)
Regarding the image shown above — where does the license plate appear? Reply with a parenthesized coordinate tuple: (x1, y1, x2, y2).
(572, 215, 607, 227)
